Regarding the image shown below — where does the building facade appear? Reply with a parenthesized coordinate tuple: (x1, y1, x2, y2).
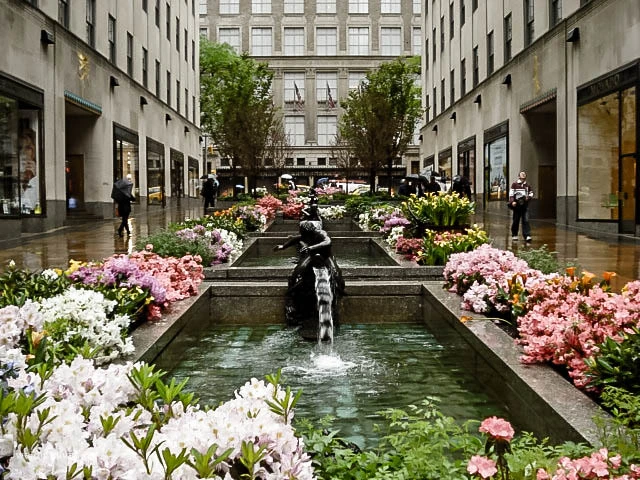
(199, 0, 422, 191)
(421, 0, 640, 236)
(0, 0, 201, 241)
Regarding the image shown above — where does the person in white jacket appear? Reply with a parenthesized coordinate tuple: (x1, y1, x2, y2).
(508, 171, 534, 242)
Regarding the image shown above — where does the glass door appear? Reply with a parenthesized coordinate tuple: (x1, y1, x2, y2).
(619, 86, 637, 234)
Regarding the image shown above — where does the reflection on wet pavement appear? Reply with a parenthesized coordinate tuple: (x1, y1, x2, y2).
(0, 206, 638, 291)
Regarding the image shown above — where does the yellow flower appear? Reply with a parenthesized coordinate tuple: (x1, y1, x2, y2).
(581, 271, 596, 286)
(602, 271, 617, 283)
(565, 266, 576, 277)
(31, 330, 47, 348)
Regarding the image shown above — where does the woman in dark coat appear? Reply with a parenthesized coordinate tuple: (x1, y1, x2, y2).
(116, 191, 135, 237)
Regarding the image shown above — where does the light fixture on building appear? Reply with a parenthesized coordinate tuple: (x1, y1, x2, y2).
(40, 29, 55, 45)
(140, 96, 148, 107)
(449, 111, 457, 121)
(566, 27, 580, 43)
(432, 125, 438, 133)
(473, 94, 482, 105)
(418, 134, 423, 143)
(165, 113, 172, 123)
(184, 126, 190, 134)
(109, 76, 120, 88)
(502, 74, 512, 86)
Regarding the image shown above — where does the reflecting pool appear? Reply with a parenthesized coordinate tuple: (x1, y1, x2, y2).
(154, 323, 513, 448)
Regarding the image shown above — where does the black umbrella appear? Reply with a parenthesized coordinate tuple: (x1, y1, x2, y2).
(111, 178, 133, 203)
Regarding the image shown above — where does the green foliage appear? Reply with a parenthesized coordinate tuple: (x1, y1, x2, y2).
(516, 244, 563, 274)
(0, 264, 70, 308)
(585, 328, 640, 393)
(299, 399, 595, 480)
(401, 193, 475, 230)
(135, 230, 217, 266)
(339, 57, 422, 188)
(344, 196, 397, 217)
(416, 226, 489, 266)
(594, 391, 640, 462)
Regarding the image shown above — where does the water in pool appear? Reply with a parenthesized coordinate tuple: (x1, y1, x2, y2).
(154, 324, 512, 448)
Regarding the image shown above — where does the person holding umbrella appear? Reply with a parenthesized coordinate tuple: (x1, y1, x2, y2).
(111, 177, 135, 237)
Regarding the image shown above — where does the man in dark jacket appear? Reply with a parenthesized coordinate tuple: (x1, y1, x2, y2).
(508, 171, 534, 242)
(201, 176, 217, 212)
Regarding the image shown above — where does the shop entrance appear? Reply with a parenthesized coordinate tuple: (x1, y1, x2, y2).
(65, 154, 85, 211)
(620, 155, 637, 234)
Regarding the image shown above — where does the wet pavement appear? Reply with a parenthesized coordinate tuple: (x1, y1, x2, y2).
(0, 204, 638, 292)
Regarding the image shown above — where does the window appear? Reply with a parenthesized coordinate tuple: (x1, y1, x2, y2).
(192, 95, 196, 123)
(348, 27, 369, 55)
(86, 0, 95, 47)
(176, 18, 180, 51)
(317, 28, 337, 55)
(58, 0, 69, 28)
(166, 3, 171, 40)
(472, 0, 478, 11)
(348, 72, 366, 91)
(487, 31, 494, 75)
(504, 14, 512, 62)
(441, 78, 445, 111)
(450, 69, 455, 103)
(413, 0, 421, 14)
(219, 27, 241, 52)
(127, 33, 134, 76)
(220, 0, 239, 14)
(176, 80, 181, 112)
(550, 0, 562, 27)
(449, 3, 454, 39)
(349, 0, 367, 14)
(185, 88, 189, 118)
(317, 0, 336, 14)
(166, 71, 171, 105)
(425, 93, 430, 121)
(142, 48, 148, 87)
(251, 27, 272, 55)
(185, 29, 188, 60)
(192, 39, 195, 67)
(284, 72, 305, 109)
(484, 124, 509, 202)
(432, 28, 436, 59)
(155, 60, 160, 95)
(460, 0, 465, 27)
(114, 128, 140, 206)
(200, 27, 209, 38)
(380, 27, 402, 56)
(284, 27, 305, 56)
(460, 58, 466, 96)
(433, 86, 437, 114)
(284, 0, 304, 14)
(316, 72, 337, 107)
(472, 45, 479, 87)
(108, 15, 116, 63)
(155, 0, 160, 27)
(296, 158, 305, 166)
(317, 157, 327, 166)
(425, 38, 429, 64)
(412, 27, 422, 55)
(318, 116, 337, 145)
(199, 0, 207, 15)
(381, 0, 400, 14)
(143, 0, 148, 12)
(440, 16, 445, 51)
(524, 0, 534, 46)
(146, 138, 165, 207)
(252, 0, 271, 14)
(285, 116, 305, 146)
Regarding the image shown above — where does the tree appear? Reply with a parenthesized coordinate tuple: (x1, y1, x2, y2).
(338, 57, 422, 193)
(200, 39, 278, 196)
(330, 133, 361, 193)
(264, 117, 292, 191)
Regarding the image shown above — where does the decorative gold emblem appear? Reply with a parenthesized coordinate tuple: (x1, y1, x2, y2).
(78, 52, 90, 81)
(532, 54, 541, 94)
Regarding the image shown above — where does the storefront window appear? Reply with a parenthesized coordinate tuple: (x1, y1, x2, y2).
(577, 91, 620, 220)
(187, 157, 199, 197)
(438, 147, 452, 185)
(170, 149, 184, 198)
(0, 93, 44, 216)
(114, 125, 139, 202)
(484, 134, 508, 201)
(147, 137, 165, 206)
(457, 135, 476, 195)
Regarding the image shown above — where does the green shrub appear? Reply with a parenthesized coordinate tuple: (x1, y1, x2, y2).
(585, 328, 640, 394)
(0, 265, 70, 308)
(136, 230, 217, 266)
(516, 244, 562, 274)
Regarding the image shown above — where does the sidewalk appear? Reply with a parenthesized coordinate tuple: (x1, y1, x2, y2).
(0, 205, 638, 292)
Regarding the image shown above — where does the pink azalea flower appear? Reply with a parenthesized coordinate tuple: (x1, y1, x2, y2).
(467, 455, 498, 479)
(479, 416, 515, 441)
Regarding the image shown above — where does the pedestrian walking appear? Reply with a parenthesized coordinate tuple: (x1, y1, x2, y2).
(450, 175, 472, 199)
(508, 171, 534, 242)
(425, 175, 442, 195)
(201, 176, 217, 213)
(111, 178, 135, 237)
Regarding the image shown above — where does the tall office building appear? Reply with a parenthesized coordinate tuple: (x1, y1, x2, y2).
(199, 0, 422, 190)
(0, 0, 201, 241)
(421, 0, 639, 236)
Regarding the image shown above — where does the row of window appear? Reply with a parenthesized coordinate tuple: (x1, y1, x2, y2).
(204, 26, 422, 57)
(203, 0, 422, 16)
(281, 71, 365, 108)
